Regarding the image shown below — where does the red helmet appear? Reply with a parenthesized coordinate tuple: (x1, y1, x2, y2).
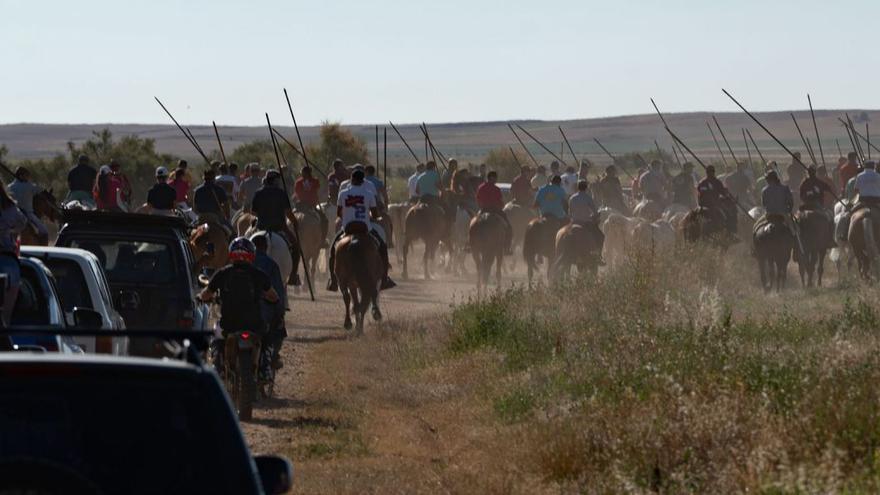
(228, 237, 256, 263)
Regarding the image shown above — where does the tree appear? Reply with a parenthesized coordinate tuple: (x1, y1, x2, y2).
(483, 147, 529, 181)
(304, 122, 370, 171)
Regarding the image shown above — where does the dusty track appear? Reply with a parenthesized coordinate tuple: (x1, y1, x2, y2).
(242, 268, 514, 494)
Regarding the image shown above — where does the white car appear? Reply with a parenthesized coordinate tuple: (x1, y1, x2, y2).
(21, 246, 128, 355)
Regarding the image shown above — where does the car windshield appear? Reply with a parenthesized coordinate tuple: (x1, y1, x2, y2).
(0, 368, 259, 494)
(40, 258, 93, 312)
(70, 240, 176, 285)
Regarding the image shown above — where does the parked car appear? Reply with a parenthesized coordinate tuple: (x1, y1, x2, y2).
(9, 257, 84, 353)
(56, 211, 210, 356)
(0, 345, 292, 494)
(21, 246, 128, 355)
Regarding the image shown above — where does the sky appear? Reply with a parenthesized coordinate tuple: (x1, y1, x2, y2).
(1, 0, 877, 126)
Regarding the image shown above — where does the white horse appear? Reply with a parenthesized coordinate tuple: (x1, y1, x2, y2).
(832, 200, 853, 280)
(248, 230, 293, 291)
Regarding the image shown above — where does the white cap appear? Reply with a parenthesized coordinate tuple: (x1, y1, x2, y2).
(99, 165, 111, 175)
(156, 166, 169, 177)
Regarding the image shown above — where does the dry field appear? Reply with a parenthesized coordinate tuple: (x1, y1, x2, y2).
(245, 241, 880, 494)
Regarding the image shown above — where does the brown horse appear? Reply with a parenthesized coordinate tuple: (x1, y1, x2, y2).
(190, 221, 230, 273)
(794, 208, 834, 287)
(553, 223, 603, 281)
(680, 206, 736, 250)
(503, 201, 534, 268)
(235, 211, 256, 237)
(523, 216, 566, 285)
(334, 225, 383, 334)
(754, 218, 794, 292)
(468, 212, 506, 295)
(387, 203, 409, 262)
(848, 207, 880, 280)
(19, 189, 61, 246)
(632, 199, 664, 222)
(293, 207, 323, 283)
(402, 198, 450, 280)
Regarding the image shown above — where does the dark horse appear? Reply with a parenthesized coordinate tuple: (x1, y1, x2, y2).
(402, 196, 451, 280)
(20, 189, 62, 246)
(523, 215, 566, 285)
(468, 211, 506, 296)
(754, 217, 794, 292)
(552, 223, 603, 281)
(334, 224, 383, 334)
(794, 208, 834, 287)
(681, 199, 738, 250)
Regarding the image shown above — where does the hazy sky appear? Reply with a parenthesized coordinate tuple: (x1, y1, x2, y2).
(2, 0, 876, 126)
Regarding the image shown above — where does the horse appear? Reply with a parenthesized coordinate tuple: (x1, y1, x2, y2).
(235, 211, 257, 237)
(553, 223, 603, 281)
(632, 199, 664, 222)
(443, 206, 473, 276)
(293, 207, 324, 283)
(754, 218, 794, 292)
(523, 215, 566, 285)
(601, 212, 637, 267)
(19, 189, 62, 246)
(334, 224, 383, 334)
(190, 221, 230, 273)
(629, 219, 676, 255)
(794, 208, 834, 287)
(847, 206, 880, 280)
(831, 200, 853, 279)
(468, 211, 506, 295)
(387, 202, 409, 263)
(402, 198, 450, 280)
(503, 201, 534, 267)
(680, 206, 734, 249)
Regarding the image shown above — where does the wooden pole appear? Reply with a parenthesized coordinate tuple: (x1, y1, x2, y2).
(742, 128, 758, 179)
(836, 139, 843, 157)
(706, 121, 730, 169)
(383, 127, 387, 184)
(746, 129, 766, 164)
(212, 121, 230, 168)
(515, 124, 569, 167)
(283, 88, 310, 168)
(267, 112, 315, 302)
(388, 121, 421, 165)
(868, 123, 871, 160)
(154, 97, 212, 166)
(790, 113, 817, 166)
(593, 138, 635, 180)
(508, 124, 540, 167)
(272, 128, 327, 179)
(558, 126, 580, 165)
(375, 125, 380, 167)
(508, 146, 522, 168)
(713, 116, 740, 167)
(807, 94, 827, 169)
(846, 114, 866, 163)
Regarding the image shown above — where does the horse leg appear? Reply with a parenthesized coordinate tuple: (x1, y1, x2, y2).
(758, 257, 769, 293)
(402, 238, 410, 280)
(495, 251, 502, 287)
(818, 250, 825, 287)
(341, 287, 352, 330)
(423, 242, 433, 281)
(351, 289, 364, 335)
(472, 251, 482, 294)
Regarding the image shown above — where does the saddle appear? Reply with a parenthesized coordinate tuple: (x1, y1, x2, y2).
(342, 222, 380, 248)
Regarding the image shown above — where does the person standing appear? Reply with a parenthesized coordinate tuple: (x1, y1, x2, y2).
(66, 154, 97, 207)
(108, 159, 132, 208)
(7, 167, 48, 245)
(169, 168, 191, 208)
(0, 183, 27, 327)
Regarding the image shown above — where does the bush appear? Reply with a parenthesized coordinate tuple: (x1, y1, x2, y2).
(483, 147, 528, 181)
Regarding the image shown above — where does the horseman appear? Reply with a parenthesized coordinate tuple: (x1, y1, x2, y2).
(416, 161, 442, 204)
(215, 164, 239, 210)
(326, 168, 396, 291)
(595, 165, 629, 214)
(697, 165, 738, 237)
(671, 162, 697, 208)
(756, 170, 794, 232)
(839, 152, 860, 196)
(193, 169, 233, 236)
(365, 165, 389, 208)
(638, 160, 667, 205)
(144, 166, 176, 216)
(7, 167, 48, 245)
(786, 153, 807, 209)
(853, 160, 880, 212)
(561, 166, 579, 197)
(327, 158, 349, 206)
(800, 166, 834, 211)
(407, 163, 425, 204)
(441, 159, 458, 190)
(569, 180, 605, 261)
(450, 167, 477, 215)
(252, 169, 303, 286)
(509, 166, 534, 207)
(66, 154, 97, 207)
(294, 166, 329, 245)
(530, 165, 548, 189)
(725, 162, 753, 208)
(238, 163, 263, 212)
(475, 171, 513, 255)
(534, 175, 568, 222)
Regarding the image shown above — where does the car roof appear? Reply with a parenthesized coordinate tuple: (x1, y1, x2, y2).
(0, 352, 201, 371)
(21, 246, 101, 264)
(61, 210, 190, 235)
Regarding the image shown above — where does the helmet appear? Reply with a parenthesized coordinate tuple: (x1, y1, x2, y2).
(156, 166, 169, 178)
(228, 237, 256, 263)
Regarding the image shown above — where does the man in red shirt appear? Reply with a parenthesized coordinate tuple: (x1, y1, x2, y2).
(509, 166, 534, 206)
(838, 152, 860, 195)
(294, 166, 328, 243)
(476, 171, 513, 254)
(326, 159, 350, 205)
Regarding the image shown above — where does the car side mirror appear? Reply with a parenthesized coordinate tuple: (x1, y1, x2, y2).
(254, 455, 292, 494)
(73, 307, 103, 328)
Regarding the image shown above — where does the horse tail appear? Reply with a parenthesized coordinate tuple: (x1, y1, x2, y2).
(863, 215, 878, 261)
(349, 236, 378, 302)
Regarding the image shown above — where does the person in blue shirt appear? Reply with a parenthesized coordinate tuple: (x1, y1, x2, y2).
(534, 175, 568, 220)
(365, 165, 388, 208)
(416, 161, 441, 202)
(252, 233, 287, 374)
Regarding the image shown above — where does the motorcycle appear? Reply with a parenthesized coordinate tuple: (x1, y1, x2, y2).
(221, 329, 260, 421)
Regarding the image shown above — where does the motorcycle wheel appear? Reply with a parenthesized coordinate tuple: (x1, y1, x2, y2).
(237, 349, 255, 421)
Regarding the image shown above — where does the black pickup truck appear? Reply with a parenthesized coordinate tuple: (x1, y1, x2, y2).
(55, 211, 211, 355)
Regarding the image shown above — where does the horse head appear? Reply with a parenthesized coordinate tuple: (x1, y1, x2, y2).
(35, 189, 62, 222)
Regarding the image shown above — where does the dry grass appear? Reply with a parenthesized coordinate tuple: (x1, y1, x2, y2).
(370, 244, 880, 493)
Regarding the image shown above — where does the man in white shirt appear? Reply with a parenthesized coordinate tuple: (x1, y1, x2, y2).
(327, 168, 395, 292)
(215, 164, 239, 208)
(407, 163, 425, 203)
(561, 166, 579, 197)
(855, 161, 880, 209)
(530, 165, 548, 189)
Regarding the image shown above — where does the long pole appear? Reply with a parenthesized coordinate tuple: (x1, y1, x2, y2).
(847, 114, 866, 163)
(383, 127, 387, 184)
(272, 128, 327, 179)
(713, 116, 739, 167)
(706, 121, 730, 169)
(868, 123, 871, 160)
(508, 124, 540, 167)
(375, 125, 379, 167)
(419, 124, 449, 173)
(212, 121, 229, 168)
(743, 128, 757, 179)
(283, 88, 310, 169)
(154, 97, 212, 166)
(388, 121, 421, 165)
(746, 129, 766, 164)
(558, 126, 580, 165)
(508, 146, 522, 168)
(836, 139, 843, 157)
(186, 127, 207, 159)
(671, 142, 683, 167)
(267, 113, 315, 302)
(515, 124, 569, 167)
(723, 89, 846, 207)
(807, 94, 827, 169)
(593, 138, 635, 180)
(790, 113, 817, 166)
(840, 119, 861, 163)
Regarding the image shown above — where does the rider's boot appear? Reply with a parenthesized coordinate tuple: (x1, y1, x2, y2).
(379, 241, 397, 290)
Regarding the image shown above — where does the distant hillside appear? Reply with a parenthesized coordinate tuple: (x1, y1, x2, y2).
(2, 110, 876, 168)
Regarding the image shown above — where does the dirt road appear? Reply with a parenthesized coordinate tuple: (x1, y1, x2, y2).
(242, 271, 501, 494)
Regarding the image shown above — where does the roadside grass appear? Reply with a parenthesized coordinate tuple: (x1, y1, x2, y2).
(380, 244, 880, 493)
